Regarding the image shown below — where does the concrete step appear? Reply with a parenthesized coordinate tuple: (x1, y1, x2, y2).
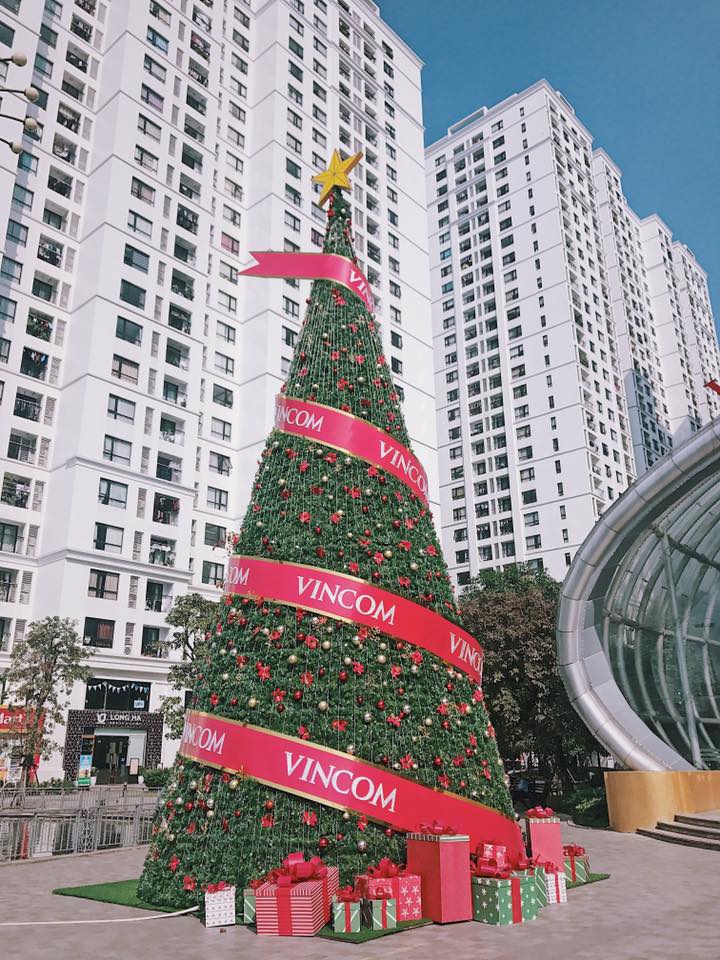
(636, 827, 720, 851)
(674, 812, 720, 830)
(656, 820, 720, 841)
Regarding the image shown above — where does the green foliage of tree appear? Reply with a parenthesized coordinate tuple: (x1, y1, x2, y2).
(460, 565, 599, 793)
(159, 594, 219, 740)
(4, 617, 90, 785)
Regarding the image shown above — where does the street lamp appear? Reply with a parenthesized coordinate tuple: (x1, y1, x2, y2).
(0, 52, 39, 150)
(0, 52, 27, 67)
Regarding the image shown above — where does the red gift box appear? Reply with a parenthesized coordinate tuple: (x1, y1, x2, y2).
(480, 843, 508, 867)
(255, 852, 339, 935)
(524, 809, 564, 870)
(407, 830, 472, 924)
(355, 858, 422, 922)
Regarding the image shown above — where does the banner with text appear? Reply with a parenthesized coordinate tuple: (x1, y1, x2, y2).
(240, 251, 374, 314)
(226, 556, 483, 685)
(275, 395, 429, 504)
(179, 710, 523, 858)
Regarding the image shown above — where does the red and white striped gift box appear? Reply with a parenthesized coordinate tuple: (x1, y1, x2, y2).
(255, 877, 327, 936)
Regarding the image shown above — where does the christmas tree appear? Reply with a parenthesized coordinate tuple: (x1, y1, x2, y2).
(138, 152, 517, 909)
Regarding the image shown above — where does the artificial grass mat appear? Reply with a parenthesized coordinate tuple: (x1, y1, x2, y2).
(317, 919, 431, 942)
(567, 871, 610, 890)
(53, 879, 182, 913)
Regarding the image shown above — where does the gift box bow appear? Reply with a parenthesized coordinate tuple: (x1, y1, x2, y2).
(247, 878, 265, 891)
(368, 889, 393, 900)
(366, 857, 404, 879)
(419, 819, 456, 835)
(563, 843, 586, 857)
(515, 854, 540, 871)
(526, 805, 555, 819)
(206, 881, 230, 894)
(266, 851, 328, 886)
(471, 859, 512, 880)
(335, 885, 362, 903)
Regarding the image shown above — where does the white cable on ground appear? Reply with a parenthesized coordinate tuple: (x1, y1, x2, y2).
(0, 906, 199, 926)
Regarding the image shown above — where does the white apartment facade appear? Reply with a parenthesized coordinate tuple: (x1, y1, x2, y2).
(427, 80, 719, 588)
(0, 0, 435, 781)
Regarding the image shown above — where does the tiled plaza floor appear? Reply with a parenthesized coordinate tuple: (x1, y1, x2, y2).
(0, 821, 716, 960)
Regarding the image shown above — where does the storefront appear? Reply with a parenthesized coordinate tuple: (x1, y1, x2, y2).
(62, 678, 164, 784)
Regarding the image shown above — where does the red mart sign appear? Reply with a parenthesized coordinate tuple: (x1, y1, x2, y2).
(0, 706, 34, 734)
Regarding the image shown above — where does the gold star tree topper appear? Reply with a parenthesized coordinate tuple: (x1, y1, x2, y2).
(312, 149, 363, 206)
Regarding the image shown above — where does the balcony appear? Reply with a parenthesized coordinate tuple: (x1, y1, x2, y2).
(8, 433, 37, 464)
(168, 304, 191, 334)
(183, 119, 205, 144)
(176, 207, 198, 235)
(190, 33, 210, 61)
(188, 65, 208, 88)
(66, 48, 88, 73)
(156, 457, 181, 484)
(149, 538, 175, 567)
(163, 381, 187, 408)
(31, 276, 57, 304)
(165, 344, 189, 370)
(38, 238, 64, 268)
(75, 0, 96, 13)
(57, 104, 81, 134)
(181, 145, 203, 172)
(70, 15, 93, 43)
(173, 240, 196, 267)
(52, 135, 76, 165)
(0, 576, 17, 604)
(186, 90, 207, 115)
(27, 311, 53, 341)
(160, 417, 184, 445)
(153, 493, 180, 525)
(0, 527, 22, 554)
(48, 171, 72, 198)
(179, 176, 201, 203)
(61, 77, 84, 102)
(14, 392, 41, 422)
(145, 581, 173, 612)
(21, 348, 49, 380)
(170, 271, 194, 301)
(1, 475, 31, 509)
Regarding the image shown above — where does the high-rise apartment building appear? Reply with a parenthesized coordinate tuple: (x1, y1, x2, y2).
(426, 81, 636, 585)
(427, 80, 719, 588)
(0, 0, 434, 780)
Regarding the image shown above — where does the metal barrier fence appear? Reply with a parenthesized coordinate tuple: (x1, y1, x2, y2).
(0, 784, 159, 812)
(0, 803, 159, 862)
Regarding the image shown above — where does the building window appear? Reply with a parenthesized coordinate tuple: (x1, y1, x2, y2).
(204, 522, 226, 547)
(202, 560, 224, 586)
(119, 280, 146, 309)
(107, 394, 135, 423)
(115, 316, 143, 345)
(83, 617, 115, 648)
(93, 522, 124, 553)
(123, 244, 150, 273)
(211, 418, 231, 441)
(88, 569, 119, 600)
(111, 354, 139, 384)
(207, 486, 228, 512)
(103, 435, 132, 465)
(98, 479, 128, 508)
(212, 384, 233, 408)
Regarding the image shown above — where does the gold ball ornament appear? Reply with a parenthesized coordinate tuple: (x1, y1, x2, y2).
(206, 809, 215, 819)
(248, 697, 258, 708)
(321, 639, 332, 650)
(229, 779, 239, 791)
(377, 654, 387, 665)
(288, 654, 298, 665)
(384, 549, 393, 558)
(342, 811, 351, 822)
(318, 700, 329, 712)
(222, 673, 229, 682)
(410, 562, 418, 571)
(357, 839, 368, 853)
(346, 744, 356, 754)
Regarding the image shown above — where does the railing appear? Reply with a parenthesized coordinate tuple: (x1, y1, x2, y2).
(0, 799, 160, 862)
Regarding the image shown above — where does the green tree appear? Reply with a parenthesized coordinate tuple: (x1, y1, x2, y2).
(460, 565, 599, 796)
(138, 166, 514, 908)
(4, 617, 90, 785)
(159, 593, 219, 741)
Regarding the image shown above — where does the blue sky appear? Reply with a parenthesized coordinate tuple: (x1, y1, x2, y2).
(380, 0, 720, 324)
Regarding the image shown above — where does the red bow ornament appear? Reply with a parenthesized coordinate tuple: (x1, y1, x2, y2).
(526, 806, 555, 819)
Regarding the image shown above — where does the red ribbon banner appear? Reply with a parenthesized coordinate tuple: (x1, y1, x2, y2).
(240, 251, 374, 314)
(275, 395, 429, 505)
(179, 710, 524, 859)
(226, 556, 483, 685)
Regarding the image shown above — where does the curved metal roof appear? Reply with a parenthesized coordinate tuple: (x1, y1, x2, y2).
(557, 418, 720, 771)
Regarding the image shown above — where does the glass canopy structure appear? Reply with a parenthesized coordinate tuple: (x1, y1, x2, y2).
(557, 418, 720, 771)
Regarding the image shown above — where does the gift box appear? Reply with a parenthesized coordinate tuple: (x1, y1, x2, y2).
(332, 887, 362, 933)
(563, 844, 590, 884)
(355, 858, 422, 922)
(407, 828, 471, 923)
(255, 852, 340, 936)
(471, 870, 538, 925)
(204, 882, 236, 927)
(524, 807, 564, 870)
(480, 843, 508, 867)
(544, 867, 567, 903)
(361, 894, 397, 930)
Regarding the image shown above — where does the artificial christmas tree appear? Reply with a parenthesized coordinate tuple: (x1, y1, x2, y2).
(138, 151, 521, 912)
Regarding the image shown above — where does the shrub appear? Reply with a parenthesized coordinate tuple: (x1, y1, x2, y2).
(140, 767, 173, 789)
(562, 785, 609, 827)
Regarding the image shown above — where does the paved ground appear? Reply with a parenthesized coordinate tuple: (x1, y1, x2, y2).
(0, 822, 717, 960)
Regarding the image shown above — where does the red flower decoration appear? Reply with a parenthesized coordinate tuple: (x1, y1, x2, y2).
(410, 651, 423, 665)
(298, 511, 311, 524)
(272, 688, 286, 703)
(437, 774, 451, 789)
(398, 540, 411, 551)
(168, 855, 180, 873)
(425, 545, 438, 556)
(300, 671, 314, 687)
(472, 688, 484, 702)
(330, 512, 342, 525)
(372, 551, 385, 565)
(332, 718, 348, 732)
(399, 754, 414, 770)
(302, 810, 318, 827)
(209, 692, 219, 707)
(299, 460, 309, 473)
(183, 875, 196, 891)
(390, 665, 402, 679)
(261, 814, 275, 828)
(352, 661, 365, 675)
(298, 725, 311, 740)
(348, 562, 360, 575)
(256, 662, 271, 681)
(397, 576, 410, 588)
(187, 822, 197, 835)
(386, 714, 402, 728)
